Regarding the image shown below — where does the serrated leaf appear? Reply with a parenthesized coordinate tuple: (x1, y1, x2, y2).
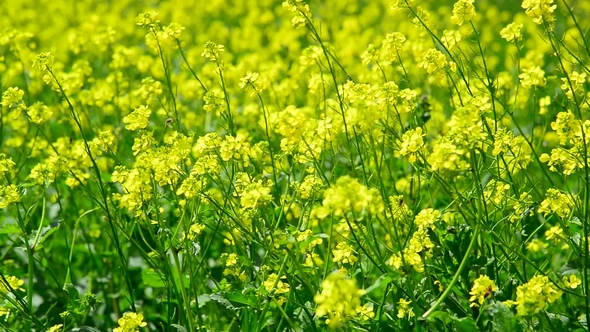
(226, 291, 257, 308)
(171, 324, 187, 332)
(488, 302, 524, 332)
(209, 293, 237, 311)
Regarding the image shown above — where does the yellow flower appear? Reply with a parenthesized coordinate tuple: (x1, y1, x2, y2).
(538, 188, 576, 218)
(522, 0, 557, 25)
(113, 312, 147, 332)
(513, 275, 562, 316)
(263, 273, 290, 294)
(419, 49, 448, 74)
(47, 324, 64, 332)
(500, 22, 523, 42)
(469, 275, 498, 307)
(123, 105, 151, 131)
(545, 225, 563, 241)
(450, 0, 476, 26)
(397, 298, 415, 318)
(519, 66, 547, 88)
(0, 276, 25, 294)
(563, 275, 581, 289)
(314, 272, 365, 327)
(399, 127, 425, 163)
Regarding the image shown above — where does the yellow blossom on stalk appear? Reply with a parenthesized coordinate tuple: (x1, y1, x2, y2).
(0, 275, 25, 294)
(356, 303, 375, 322)
(201, 41, 224, 61)
(32, 52, 54, 73)
(563, 275, 581, 289)
(297, 229, 323, 251)
(513, 275, 561, 316)
(441, 30, 462, 50)
(314, 175, 383, 219)
(332, 242, 358, 265)
(263, 273, 290, 294)
(93, 130, 117, 152)
(113, 312, 147, 332)
(1, 87, 25, 109)
(0, 154, 16, 178)
(314, 272, 365, 327)
(47, 324, 63, 332)
(419, 49, 447, 74)
(135, 11, 159, 27)
(304, 252, 324, 267)
(492, 127, 514, 156)
(239, 71, 262, 95)
(500, 22, 523, 42)
(26, 102, 53, 124)
(522, 0, 557, 25)
(296, 175, 323, 200)
(234, 173, 273, 211)
(123, 105, 151, 131)
(414, 208, 441, 230)
(484, 179, 511, 206)
(526, 238, 548, 252)
(537, 188, 576, 218)
(560, 71, 586, 99)
(399, 127, 425, 163)
(388, 228, 434, 272)
(450, 0, 476, 26)
(545, 224, 563, 242)
(427, 138, 471, 173)
(387, 195, 413, 221)
(380, 32, 406, 62)
(0, 184, 22, 209)
(282, 0, 312, 28)
(361, 44, 379, 66)
(511, 192, 534, 222)
(519, 66, 546, 88)
(397, 298, 414, 319)
(469, 275, 497, 307)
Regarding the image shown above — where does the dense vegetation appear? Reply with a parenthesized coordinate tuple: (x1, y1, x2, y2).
(1, 0, 590, 331)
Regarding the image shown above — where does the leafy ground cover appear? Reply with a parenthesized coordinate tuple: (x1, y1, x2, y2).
(1, 0, 590, 331)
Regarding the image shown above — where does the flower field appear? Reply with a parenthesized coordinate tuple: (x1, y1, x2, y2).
(1, 0, 590, 331)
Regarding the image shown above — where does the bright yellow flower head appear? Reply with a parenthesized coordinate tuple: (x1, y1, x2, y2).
(469, 275, 498, 307)
(314, 272, 365, 327)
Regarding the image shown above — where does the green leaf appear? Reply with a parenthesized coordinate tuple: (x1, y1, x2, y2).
(364, 274, 393, 294)
(488, 302, 524, 332)
(226, 291, 257, 308)
(32, 222, 61, 250)
(209, 293, 237, 311)
(64, 283, 80, 302)
(141, 269, 166, 288)
(454, 317, 479, 332)
(426, 311, 479, 332)
(171, 324, 187, 332)
(426, 311, 454, 324)
(0, 224, 21, 235)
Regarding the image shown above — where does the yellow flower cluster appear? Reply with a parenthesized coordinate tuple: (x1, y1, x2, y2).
(314, 272, 366, 327)
(469, 275, 497, 307)
(113, 312, 148, 332)
(508, 275, 562, 316)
